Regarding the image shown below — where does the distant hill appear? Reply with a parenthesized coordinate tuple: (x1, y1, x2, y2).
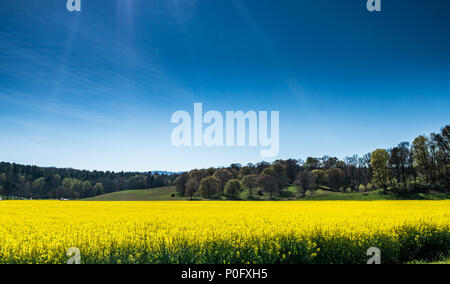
(84, 186, 182, 201)
(83, 186, 450, 201)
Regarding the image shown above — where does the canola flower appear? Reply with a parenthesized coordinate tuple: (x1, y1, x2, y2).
(0, 200, 448, 264)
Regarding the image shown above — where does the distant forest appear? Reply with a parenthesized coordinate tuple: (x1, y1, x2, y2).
(0, 125, 449, 200)
(0, 165, 177, 199)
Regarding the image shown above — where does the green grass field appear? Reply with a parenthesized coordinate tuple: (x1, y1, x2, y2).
(84, 186, 182, 201)
(85, 186, 449, 201)
(301, 189, 450, 201)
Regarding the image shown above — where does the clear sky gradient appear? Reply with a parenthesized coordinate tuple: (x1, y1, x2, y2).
(0, 0, 449, 172)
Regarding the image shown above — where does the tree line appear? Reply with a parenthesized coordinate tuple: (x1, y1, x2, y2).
(175, 125, 450, 199)
(0, 164, 176, 199)
(1, 125, 448, 200)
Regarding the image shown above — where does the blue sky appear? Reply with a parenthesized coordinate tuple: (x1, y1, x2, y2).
(0, 0, 449, 172)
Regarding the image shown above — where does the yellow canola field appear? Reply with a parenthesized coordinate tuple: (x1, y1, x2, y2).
(0, 200, 449, 264)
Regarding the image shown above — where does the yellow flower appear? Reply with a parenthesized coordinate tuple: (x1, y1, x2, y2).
(0, 200, 447, 264)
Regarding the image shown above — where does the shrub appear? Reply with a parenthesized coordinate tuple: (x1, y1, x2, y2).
(358, 184, 366, 192)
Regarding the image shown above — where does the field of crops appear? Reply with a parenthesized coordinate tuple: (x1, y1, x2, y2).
(0, 200, 449, 264)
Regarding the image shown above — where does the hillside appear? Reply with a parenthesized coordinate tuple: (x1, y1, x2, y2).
(84, 186, 449, 201)
(84, 186, 182, 201)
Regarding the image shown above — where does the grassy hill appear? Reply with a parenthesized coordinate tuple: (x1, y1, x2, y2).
(299, 189, 450, 201)
(84, 186, 449, 201)
(84, 186, 183, 201)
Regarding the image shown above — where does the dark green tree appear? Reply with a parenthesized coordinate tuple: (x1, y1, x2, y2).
(213, 169, 233, 195)
(199, 176, 220, 198)
(224, 179, 242, 199)
(185, 179, 199, 200)
(242, 174, 259, 199)
(259, 174, 279, 199)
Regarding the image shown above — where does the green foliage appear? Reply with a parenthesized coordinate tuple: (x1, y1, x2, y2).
(0, 162, 176, 200)
(272, 162, 289, 189)
(325, 167, 345, 191)
(213, 169, 233, 194)
(239, 166, 255, 178)
(174, 174, 189, 196)
(93, 183, 104, 196)
(128, 175, 147, 190)
(199, 176, 220, 198)
(189, 169, 210, 183)
(185, 179, 199, 200)
(258, 174, 279, 199)
(242, 174, 259, 199)
(261, 167, 275, 176)
(371, 149, 390, 189)
(224, 179, 242, 199)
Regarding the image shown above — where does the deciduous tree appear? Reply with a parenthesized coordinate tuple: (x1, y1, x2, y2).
(185, 179, 199, 200)
(371, 149, 390, 190)
(174, 173, 189, 196)
(213, 169, 233, 194)
(259, 174, 279, 199)
(224, 179, 242, 199)
(199, 176, 220, 198)
(242, 174, 259, 199)
(325, 167, 345, 191)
